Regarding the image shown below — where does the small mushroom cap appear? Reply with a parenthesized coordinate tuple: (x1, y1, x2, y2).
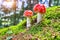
(33, 4, 46, 14)
(23, 10, 33, 17)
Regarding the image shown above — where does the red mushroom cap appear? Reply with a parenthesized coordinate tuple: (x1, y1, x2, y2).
(33, 4, 40, 13)
(33, 4, 46, 14)
(23, 10, 33, 17)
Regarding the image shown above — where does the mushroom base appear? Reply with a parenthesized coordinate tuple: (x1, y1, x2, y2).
(37, 13, 42, 23)
(27, 17, 31, 28)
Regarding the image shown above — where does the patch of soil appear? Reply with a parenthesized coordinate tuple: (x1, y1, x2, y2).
(1, 33, 34, 40)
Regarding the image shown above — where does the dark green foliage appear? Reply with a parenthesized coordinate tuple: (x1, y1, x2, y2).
(0, 18, 2, 27)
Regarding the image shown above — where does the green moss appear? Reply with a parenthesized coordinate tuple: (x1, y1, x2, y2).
(27, 6, 60, 40)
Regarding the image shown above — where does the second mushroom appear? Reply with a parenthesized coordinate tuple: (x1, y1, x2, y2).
(23, 10, 33, 28)
(33, 4, 46, 23)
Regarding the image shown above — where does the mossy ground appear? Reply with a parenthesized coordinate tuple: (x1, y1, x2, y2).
(0, 6, 60, 40)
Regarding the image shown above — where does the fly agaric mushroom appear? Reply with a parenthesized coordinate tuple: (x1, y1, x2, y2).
(33, 4, 46, 23)
(23, 10, 33, 28)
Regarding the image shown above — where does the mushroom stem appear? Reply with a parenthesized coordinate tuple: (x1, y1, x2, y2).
(37, 13, 42, 23)
(27, 17, 31, 28)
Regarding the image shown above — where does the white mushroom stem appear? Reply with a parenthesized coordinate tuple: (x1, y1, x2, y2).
(37, 13, 42, 23)
(27, 17, 31, 28)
